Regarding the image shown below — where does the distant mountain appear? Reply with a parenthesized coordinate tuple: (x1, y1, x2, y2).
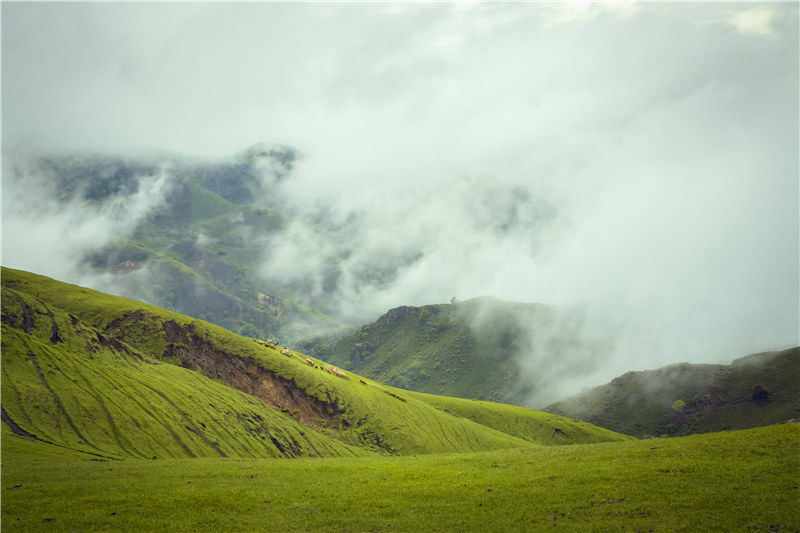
(300, 296, 608, 407)
(1, 267, 628, 460)
(544, 348, 800, 437)
(8, 146, 342, 342)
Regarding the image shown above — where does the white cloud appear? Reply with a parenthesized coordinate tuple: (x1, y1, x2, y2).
(2, 157, 173, 288)
(727, 6, 775, 36)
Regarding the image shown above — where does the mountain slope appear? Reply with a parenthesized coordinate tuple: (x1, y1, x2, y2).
(544, 348, 800, 437)
(302, 297, 601, 407)
(405, 391, 628, 446)
(1, 267, 628, 460)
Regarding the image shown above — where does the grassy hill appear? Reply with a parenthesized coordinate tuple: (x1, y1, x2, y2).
(1, 267, 628, 461)
(2, 422, 797, 531)
(301, 297, 601, 407)
(545, 348, 800, 437)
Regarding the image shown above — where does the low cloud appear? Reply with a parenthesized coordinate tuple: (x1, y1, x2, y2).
(727, 6, 776, 37)
(2, 153, 173, 289)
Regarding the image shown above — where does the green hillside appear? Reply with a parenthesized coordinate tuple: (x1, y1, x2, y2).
(545, 348, 800, 437)
(2, 422, 797, 531)
(1, 267, 627, 460)
(302, 297, 596, 406)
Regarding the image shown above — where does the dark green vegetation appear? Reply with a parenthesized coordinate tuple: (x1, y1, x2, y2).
(302, 297, 604, 407)
(545, 348, 800, 437)
(2, 423, 797, 531)
(1, 267, 627, 461)
(307, 296, 800, 437)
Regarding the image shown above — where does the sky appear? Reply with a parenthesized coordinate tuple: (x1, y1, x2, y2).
(2, 2, 798, 390)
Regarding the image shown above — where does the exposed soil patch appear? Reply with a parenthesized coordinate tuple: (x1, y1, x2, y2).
(38, 304, 62, 344)
(1, 292, 34, 334)
(161, 320, 345, 427)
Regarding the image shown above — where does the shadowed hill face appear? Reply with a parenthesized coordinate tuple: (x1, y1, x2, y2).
(544, 348, 800, 437)
(1, 267, 628, 460)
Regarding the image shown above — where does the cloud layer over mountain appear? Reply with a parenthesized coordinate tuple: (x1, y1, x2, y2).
(3, 3, 798, 394)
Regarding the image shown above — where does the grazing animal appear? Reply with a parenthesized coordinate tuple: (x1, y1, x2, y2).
(360, 379, 366, 385)
(305, 358, 315, 366)
(330, 367, 348, 379)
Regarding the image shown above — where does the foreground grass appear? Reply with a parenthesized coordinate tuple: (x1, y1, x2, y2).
(2, 423, 798, 532)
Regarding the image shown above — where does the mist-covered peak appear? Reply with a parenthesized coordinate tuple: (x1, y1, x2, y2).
(236, 142, 297, 172)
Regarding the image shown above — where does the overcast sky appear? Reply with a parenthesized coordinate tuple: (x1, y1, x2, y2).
(2, 2, 798, 377)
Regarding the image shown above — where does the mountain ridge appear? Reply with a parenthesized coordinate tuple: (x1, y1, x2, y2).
(301, 297, 602, 407)
(544, 348, 800, 436)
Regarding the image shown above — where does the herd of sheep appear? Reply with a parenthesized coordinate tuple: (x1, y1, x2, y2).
(251, 338, 353, 381)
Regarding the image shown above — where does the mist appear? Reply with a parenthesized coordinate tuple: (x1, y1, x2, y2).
(3, 2, 798, 401)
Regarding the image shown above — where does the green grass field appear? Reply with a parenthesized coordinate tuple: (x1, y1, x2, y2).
(2, 423, 798, 531)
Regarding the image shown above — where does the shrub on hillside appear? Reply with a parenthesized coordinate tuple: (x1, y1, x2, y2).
(751, 384, 769, 402)
(672, 399, 686, 413)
